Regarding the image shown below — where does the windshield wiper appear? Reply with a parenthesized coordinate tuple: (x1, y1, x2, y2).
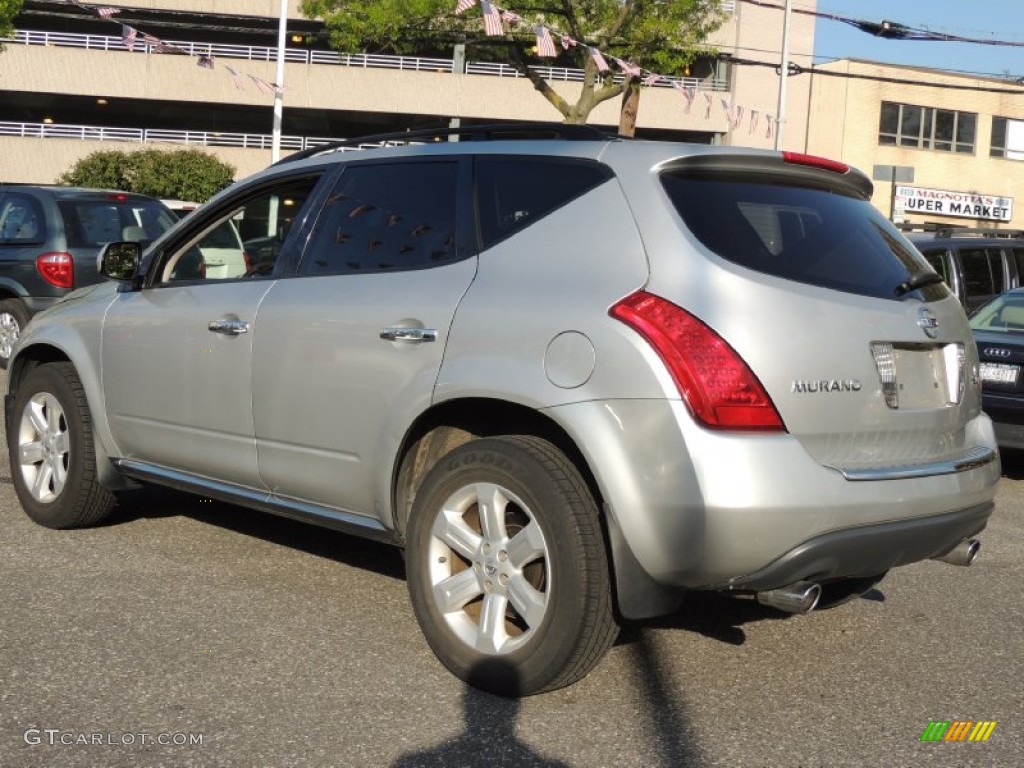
(895, 272, 945, 297)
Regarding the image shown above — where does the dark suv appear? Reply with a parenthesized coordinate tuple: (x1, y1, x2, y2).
(907, 229, 1024, 313)
(0, 185, 177, 365)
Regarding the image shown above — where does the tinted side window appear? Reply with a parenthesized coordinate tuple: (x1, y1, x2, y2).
(58, 199, 176, 247)
(1011, 247, 1024, 282)
(302, 162, 459, 275)
(661, 172, 942, 301)
(475, 157, 612, 249)
(958, 247, 1003, 306)
(919, 248, 952, 284)
(0, 193, 46, 244)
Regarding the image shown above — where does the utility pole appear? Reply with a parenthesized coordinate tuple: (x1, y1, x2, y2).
(271, 0, 287, 163)
(774, 0, 792, 150)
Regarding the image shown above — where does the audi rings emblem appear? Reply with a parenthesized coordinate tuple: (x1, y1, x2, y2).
(985, 348, 1012, 358)
(917, 307, 939, 339)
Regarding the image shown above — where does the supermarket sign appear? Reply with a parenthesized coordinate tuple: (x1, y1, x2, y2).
(895, 185, 1014, 222)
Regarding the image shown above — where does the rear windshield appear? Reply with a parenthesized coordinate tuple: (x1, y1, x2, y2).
(661, 172, 944, 301)
(57, 199, 177, 248)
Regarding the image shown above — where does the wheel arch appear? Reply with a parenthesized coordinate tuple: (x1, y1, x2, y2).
(7, 342, 132, 491)
(392, 398, 602, 540)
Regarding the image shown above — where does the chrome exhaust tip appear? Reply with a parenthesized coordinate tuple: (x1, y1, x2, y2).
(756, 580, 822, 614)
(933, 538, 981, 567)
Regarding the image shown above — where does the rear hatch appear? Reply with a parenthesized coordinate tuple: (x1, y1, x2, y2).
(653, 152, 984, 474)
(56, 191, 177, 288)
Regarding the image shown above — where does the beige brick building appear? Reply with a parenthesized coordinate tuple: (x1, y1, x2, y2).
(807, 59, 1024, 230)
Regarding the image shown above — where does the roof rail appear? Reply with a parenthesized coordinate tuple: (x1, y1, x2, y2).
(271, 122, 618, 166)
(898, 222, 1024, 239)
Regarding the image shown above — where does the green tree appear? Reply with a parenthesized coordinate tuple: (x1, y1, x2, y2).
(0, 0, 24, 51)
(301, 0, 726, 135)
(58, 148, 236, 202)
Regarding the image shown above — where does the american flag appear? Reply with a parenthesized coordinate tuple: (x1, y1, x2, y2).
(703, 92, 713, 119)
(121, 24, 137, 52)
(588, 47, 610, 73)
(94, 6, 121, 18)
(249, 74, 281, 96)
(535, 26, 557, 58)
(560, 34, 573, 50)
(480, 1, 503, 36)
(454, 0, 476, 13)
(642, 73, 661, 86)
(616, 59, 641, 78)
(225, 65, 246, 90)
(749, 109, 760, 134)
(500, 10, 520, 27)
(672, 82, 696, 113)
(197, 54, 214, 70)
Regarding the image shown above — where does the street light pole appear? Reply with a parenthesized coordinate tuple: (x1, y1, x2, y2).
(271, 0, 287, 163)
(774, 0, 792, 151)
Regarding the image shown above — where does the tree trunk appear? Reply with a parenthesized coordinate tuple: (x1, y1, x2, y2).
(618, 80, 640, 137)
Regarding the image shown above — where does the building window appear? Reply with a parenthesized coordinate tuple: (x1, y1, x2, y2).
(879, 101, 976, 153)
(991, 116, 1024, 159)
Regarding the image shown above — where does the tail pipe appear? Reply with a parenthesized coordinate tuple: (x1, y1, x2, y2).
(933, 538, 981, 567)
(756, 580, 821, 614)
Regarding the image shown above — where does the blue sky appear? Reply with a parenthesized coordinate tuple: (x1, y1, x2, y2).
(810, 0, 1024, 79)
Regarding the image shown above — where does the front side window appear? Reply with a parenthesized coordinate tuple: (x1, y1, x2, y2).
(879, 101, 976, 153)
(157, 177, 319, 284)
(302, 161, 460, 275)
(0, 194, 45, 244)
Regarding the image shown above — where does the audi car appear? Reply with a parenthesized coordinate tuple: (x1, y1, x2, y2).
(970, 287, 1024, 448)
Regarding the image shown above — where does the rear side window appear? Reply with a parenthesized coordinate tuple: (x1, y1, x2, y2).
(958, 247, 1004, 309)
(58, 199, 176, 247)
(475, 157, 612, 249)
(919, 248, 952, 284)
(0, 193, 46, 245)
(661, 172, 941, 301)
(303, 161, 459, 274)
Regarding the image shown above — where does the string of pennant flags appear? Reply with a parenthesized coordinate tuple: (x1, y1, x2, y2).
(69, 1, 285, 95)
(68, 0, 775, 137)
(455, 0, 778, 138)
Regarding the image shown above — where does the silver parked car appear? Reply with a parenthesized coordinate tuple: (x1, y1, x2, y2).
(4, 125, 1000, 696)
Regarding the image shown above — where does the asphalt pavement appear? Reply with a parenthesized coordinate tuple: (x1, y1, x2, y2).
(0, 383, 1021, 767)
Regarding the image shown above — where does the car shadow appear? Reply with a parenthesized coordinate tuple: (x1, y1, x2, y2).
(107, 485, 405, 581)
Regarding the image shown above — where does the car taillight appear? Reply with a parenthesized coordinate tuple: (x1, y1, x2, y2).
(36, 252, 74, 289)
(610, 291, 784, 431)
(243, 250, 252, 273)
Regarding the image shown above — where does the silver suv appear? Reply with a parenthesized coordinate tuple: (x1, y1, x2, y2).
(4, 125, 1000, 696)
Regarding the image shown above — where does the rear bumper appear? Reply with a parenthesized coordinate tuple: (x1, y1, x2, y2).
(704, 502, 992, 591)
(548, 399, 1000, 617)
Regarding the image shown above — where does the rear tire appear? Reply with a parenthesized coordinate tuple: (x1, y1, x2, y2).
(405, 435, 618, 696)
(9, 362, 117, 529)
(0, 298, 29, 365)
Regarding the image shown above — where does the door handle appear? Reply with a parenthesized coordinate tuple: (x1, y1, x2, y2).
(208, 318, 250, 335)
(379, 327, 438, 343)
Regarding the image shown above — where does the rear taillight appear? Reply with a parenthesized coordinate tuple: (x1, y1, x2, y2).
(243, 251, 252, 273)
(610, 291, 784, 431)
(36, 252, 74, 289)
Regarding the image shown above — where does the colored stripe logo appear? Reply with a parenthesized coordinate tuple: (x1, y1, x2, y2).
(920, 721, 997, 742)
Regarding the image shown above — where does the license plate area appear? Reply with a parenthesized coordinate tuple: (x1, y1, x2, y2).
(871, 342, 964, 409)
(980, 361, 1020, 385)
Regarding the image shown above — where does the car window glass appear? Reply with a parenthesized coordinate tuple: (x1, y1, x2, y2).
(57, 199, 176, 247)
(1012, 248, 1024, 281)
(969, 293, 1024, 331)
(302, 162, 459, 275)
(475, 157, 612, 249)
(958, 247, 1002, 301)
(158, 177, 319, 284)
(661, 172, 945, 302)
(919, 248, 951, 284)
(0, 194, 46, 244)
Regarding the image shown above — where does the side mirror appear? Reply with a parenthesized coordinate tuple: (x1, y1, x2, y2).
(100, 241, 141, 281)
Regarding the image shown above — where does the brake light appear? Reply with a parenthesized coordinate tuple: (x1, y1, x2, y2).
(107, 194, 129, 203)
(36, 252, 74, 289)
(610, 291, 784, 431)
(782, 151, 849, 175)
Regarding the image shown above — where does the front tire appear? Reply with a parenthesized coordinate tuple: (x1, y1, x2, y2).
(9, 362, 116, 529)
(405, 435, 617, 696)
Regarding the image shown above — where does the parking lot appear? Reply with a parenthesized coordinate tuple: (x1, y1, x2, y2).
(0, 374, 1021, 767)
